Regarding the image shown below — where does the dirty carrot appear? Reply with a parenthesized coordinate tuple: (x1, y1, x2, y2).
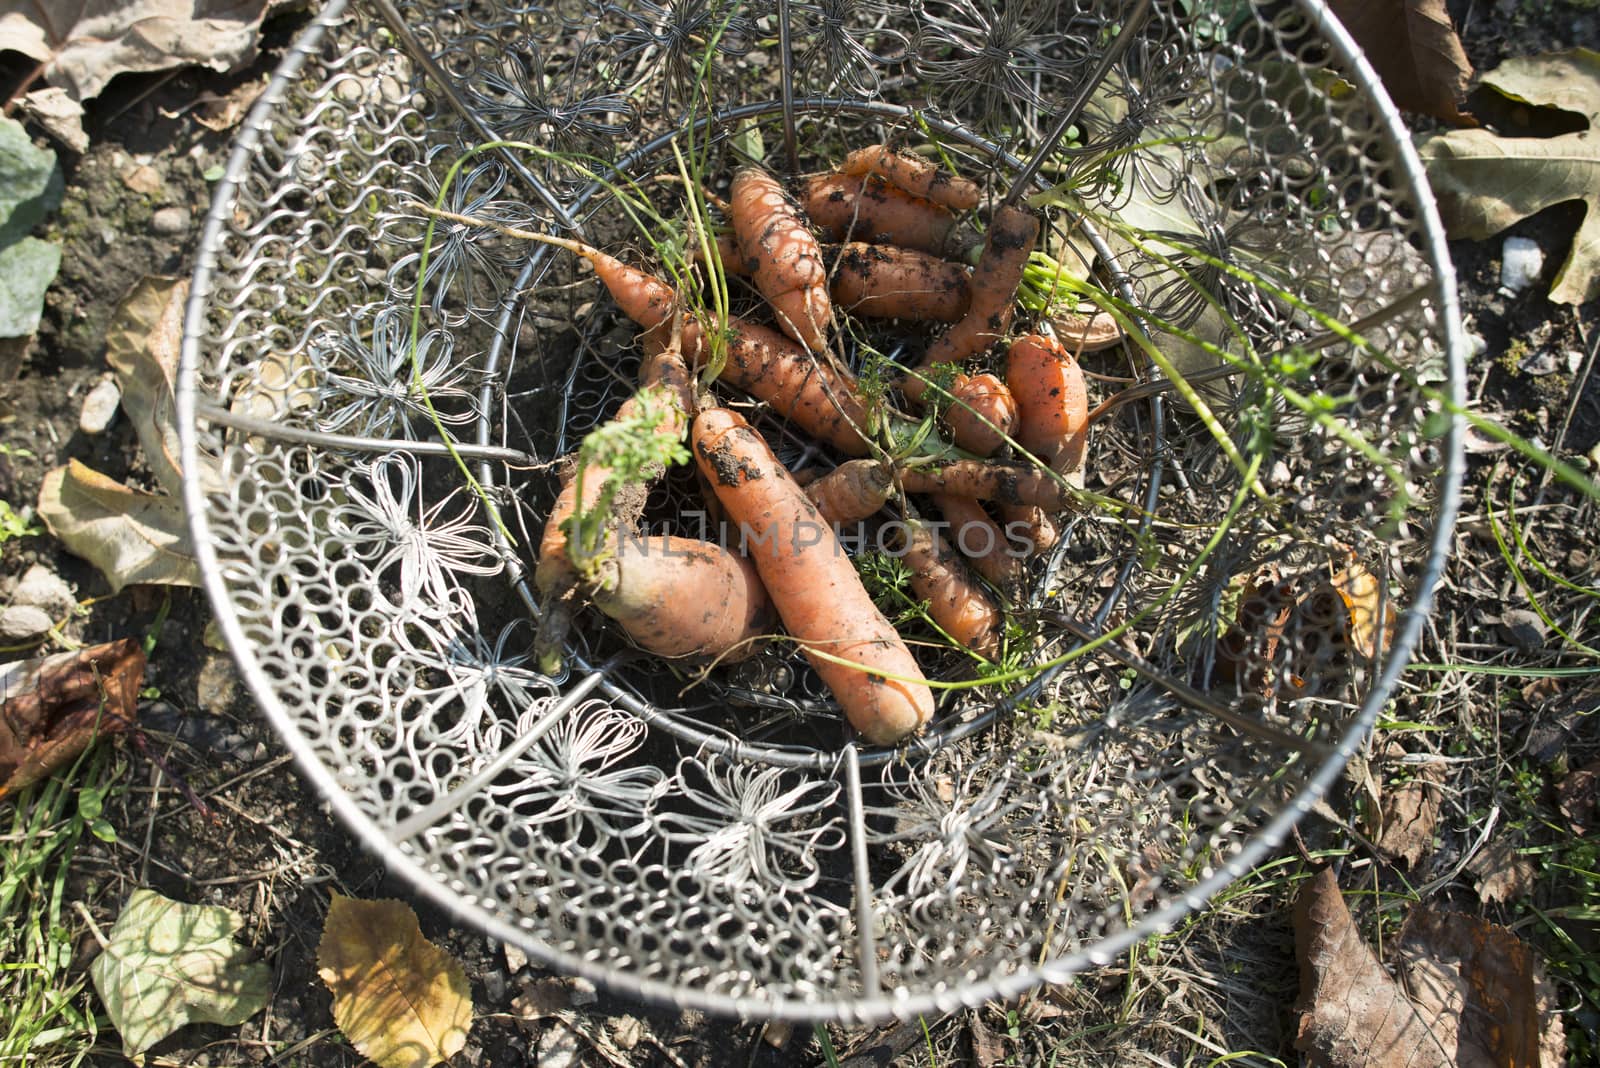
(828, 242, 972, 322)
(802, 172, 956, 256)
(1006, 332, 1089, 474)
(731, 165, 831, 351)
(931, 492, 1023, 591)
(903, 204, 1041, 405)
(899, 519, 1004, 661)
(942, 372, 1018, 457)
(839, 144, 981, 213)
(895, 459, 1073, 510)
(803, 459, 894, 525)
(693, 407, 935, 745)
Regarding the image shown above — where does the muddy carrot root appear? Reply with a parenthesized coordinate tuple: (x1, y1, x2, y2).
(693, 407, 935, 745)
(1006, 332, 1089, 474)
(589, 534, 774, 660)
(731, 165, 831, 352)
(802, 172, 956, 256)
(943, 372, 1018, 457)
(646, 314, 872, 455)
(896, 459, 1073, 510)
(931, 493, 1023, 591)
(803, 459, 894, 525)
(899, 520, 1004, 661)
(999, 501, 1060, 555)
(903, 204, 1041, 405)
(828, 242, 971, 322)
(839, 144, 982, 213)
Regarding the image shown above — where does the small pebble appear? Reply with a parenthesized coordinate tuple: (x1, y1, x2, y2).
(1519, 348, 1562, 377)
(0, 604, 54, 641)
(536, 1023, 582, 1068)
(13, 564, 75, 619)
(611, 1015, 645, 1051)
(1498, 608, 1548, 653)
(569, 977, 597, 1007)
(1567, 349, 1585, 374)
(150, 205, 192, 237)
(79, 377, 121, 434)
(1465, 330, 1488, 358)
(1498, 236, 1543, 296)
(503, 942, 529, 974)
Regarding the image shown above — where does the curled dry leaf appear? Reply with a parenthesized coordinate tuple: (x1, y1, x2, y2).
(1327, 0, 1475, 125)
(1050, 308, 1124, 353)
(1467, 834, 1538, 906)
(0, 0, 274, 102)
(1294, 867, 1446, 1067)
(37, 460, 200, 593)
(1556, 760, 1599, 836)
(0, 637, 144, 797)
(316, 893, 473, 1068)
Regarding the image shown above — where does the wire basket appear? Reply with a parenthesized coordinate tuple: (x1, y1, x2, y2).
(177, 0, 1466, 1022)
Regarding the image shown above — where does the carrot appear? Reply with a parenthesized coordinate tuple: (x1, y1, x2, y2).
(803, 459, 894, 524)
(930, 493, 1023, 590)
(1005, 332, 1089, 474)
(828, 242, 971, 322)
(839, 144, 981, 213)
(645, 313, 871, 455)
(898, 519, 1004, 660)
(895, 459, 1072, 510)
(588, 533, 775, 660)
(693, 407, 934, 745)
(942, 372, 1018, 457)
(730, 165, 831, 352)
(999, 501, 1060, 555)
(802, 172, 955, 256)
(903, 204, 1041, 405)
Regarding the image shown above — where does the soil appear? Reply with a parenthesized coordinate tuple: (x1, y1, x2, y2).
(0, 2, 1596, 1066)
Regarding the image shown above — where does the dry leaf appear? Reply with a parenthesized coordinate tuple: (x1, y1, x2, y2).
(90, 887, 271, 1057)
(1556, 760, 1599, 835)
(1419, 49, 1600, 305)
(1467, 835, 1538, 906)
(17, 87, 87, 153)
(0, 638, 143, 797)
(1375, 762, 1443, 867)
(510, 977, 574, 1027)
(104, 275, 221, 496)
(1293, 867, 1447, 1067)
(1327, 0, 1475, 125)
(162, 73, 268, 132)
(0, 1, 273, 102)
(1395, 908, 1544, 1067)
(37, 460, 200, 592)
(1327, 560, 1395, 661)
(316, 893, 473, 1068)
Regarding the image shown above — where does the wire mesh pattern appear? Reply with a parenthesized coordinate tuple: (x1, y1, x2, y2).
(178, 0, 1465, 1020)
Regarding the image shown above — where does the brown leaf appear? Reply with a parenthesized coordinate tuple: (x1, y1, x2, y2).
(163, 74, 269, 133)
(0, 1, 273, 102)
(1395, 908, 1543, 1067)
(510, 977, 573, 1027)
(969, 1013, 1006, 1066)
(1375, 762, 1444, 867)
(1467, 835, 1538, 906)
(1326, 560, 1396, 661)
(0, 638, 144, 797)
(1556, 761, 1599, 836)
(1293, 867, 1447, 1067)
(316, 894, 473, 1068)
(1327, 0, 1476, 125)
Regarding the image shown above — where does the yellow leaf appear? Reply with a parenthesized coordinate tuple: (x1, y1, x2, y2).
(1329, 560, 1396, 661)
(316, 894, 473, 1068)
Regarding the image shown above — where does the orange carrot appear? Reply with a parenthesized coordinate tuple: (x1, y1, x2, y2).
(534, 343, 773, 669)
(693, 407, 934, 745)
(1006, 332, 1089, 474)
(803, 459, 894, 524)
(931, 493, 1023, 590)
(896, 459, 1072, 510)
(839, 144, 981, 213)
(828, 242, 971, 322)
(899, 519, 1004, 660)
(942, 372, 1018, 457)
(999, 501, 1060, 555)
(903, 204, 1040, 405)
(731, 165, 831, 352)
(646, 314, 871, 455)
(802, 172, 955, 255)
